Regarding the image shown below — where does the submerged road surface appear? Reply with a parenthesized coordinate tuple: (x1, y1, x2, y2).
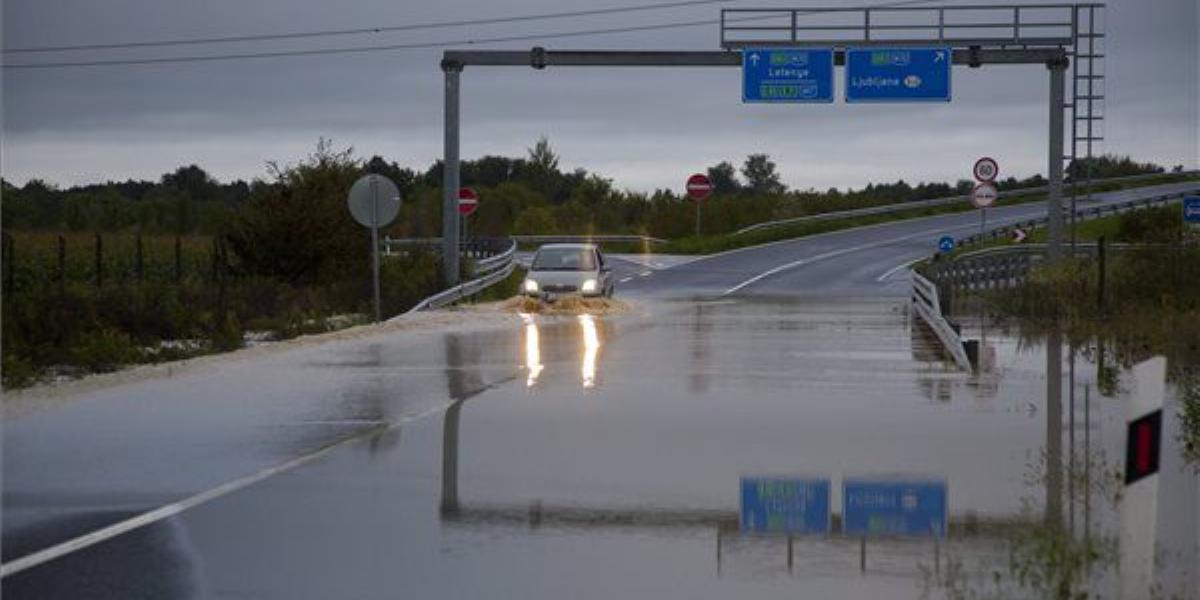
(3, 181, 1198, 598)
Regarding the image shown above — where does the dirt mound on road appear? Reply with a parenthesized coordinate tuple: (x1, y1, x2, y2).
(500, 295, 628, 315)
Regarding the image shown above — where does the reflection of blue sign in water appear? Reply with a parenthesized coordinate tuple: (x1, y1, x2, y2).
(743, 49, 834, 104)
(846, 48, 951, 102)
(740, 477, 831, 534)
(1184, 196, 1200, 224)
(938, 236, 955, 252)
(843, 478, 947, 536)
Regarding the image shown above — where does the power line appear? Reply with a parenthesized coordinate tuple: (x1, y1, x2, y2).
(3, 0, 942, 70)
(3, 0, 735, 54)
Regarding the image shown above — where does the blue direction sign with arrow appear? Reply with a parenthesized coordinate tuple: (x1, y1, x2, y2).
(846, 48, 951, 102)
(938, 235, 956, 252)
(742, 48, 834, 103)
(740, 476, 831, 534)
(1184, 196, 1200, 225)
(843, 477, 948, 537)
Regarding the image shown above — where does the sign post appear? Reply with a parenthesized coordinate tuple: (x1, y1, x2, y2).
(971, 157, 1000, 241)
(458, 187, 479, 241)
(739, 476, 831, 535)
(347, 174, 401, 322)
(686, 173, 714, 236)
(971, 182, 999, 238)
(843, 477, 948, 573)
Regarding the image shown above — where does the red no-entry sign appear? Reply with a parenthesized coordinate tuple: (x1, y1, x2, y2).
(686, 173, 713, 201)
(458, 187, 479, 216)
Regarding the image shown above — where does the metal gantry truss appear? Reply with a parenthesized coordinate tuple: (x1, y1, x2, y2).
(437, 4, 1104, 284)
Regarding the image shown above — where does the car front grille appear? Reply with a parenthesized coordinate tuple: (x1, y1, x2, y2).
(542, 284, 578, 293)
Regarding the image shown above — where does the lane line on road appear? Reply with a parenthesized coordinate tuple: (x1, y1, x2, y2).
(875, 257, 923, 282)
(639, 271, 652, 277)
(0, 403, 449, 579)
(721, 218, 1018, 296)
(618, 277, 633, 283)
(672, 182, 1196, 274)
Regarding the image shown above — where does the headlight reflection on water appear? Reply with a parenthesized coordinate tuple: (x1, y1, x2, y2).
(579, 314, 600, 388)
(520, 313, 602, 389)
(521, 313, 543, 387)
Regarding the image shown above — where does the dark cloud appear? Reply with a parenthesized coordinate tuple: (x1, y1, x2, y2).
(2, 0, 1196, 190)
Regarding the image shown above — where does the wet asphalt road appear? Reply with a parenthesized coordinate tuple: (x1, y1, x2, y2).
(3, 182, 1198, 598)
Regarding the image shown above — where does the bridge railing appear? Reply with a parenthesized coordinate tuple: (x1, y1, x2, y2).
(911, 271, 972, 371)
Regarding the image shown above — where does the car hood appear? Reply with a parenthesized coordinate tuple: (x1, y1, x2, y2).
(527, 270, 598, 286)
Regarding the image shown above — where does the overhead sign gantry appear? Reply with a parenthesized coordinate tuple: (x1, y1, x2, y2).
(437, 4, 1104, 285)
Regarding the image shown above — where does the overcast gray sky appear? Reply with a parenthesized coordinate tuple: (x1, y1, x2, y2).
(2, 0, 1197, 192)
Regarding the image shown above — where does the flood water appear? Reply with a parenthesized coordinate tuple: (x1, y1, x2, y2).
(4, 297, 1198, 599)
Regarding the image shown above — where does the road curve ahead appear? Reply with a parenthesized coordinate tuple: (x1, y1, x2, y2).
(619, 180, 1200, 299)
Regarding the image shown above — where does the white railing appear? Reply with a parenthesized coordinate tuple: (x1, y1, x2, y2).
(911, 271, 972, 371)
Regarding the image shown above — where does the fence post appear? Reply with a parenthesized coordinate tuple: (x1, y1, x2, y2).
(174, 236, 182, 283)
(136, 234, 145, 283)
(94, 233, 104, 289)
(58, 235, 66, 296)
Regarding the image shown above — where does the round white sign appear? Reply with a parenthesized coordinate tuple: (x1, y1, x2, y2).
(347, 174, 401, 229)
(973, 157, 999, 182)
(971, 182, 999, 208)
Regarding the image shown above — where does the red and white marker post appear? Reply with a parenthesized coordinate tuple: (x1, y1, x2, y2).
(686, 173, 714, 236)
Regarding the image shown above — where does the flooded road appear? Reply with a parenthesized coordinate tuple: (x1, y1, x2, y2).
(8, 296, 1194, 598)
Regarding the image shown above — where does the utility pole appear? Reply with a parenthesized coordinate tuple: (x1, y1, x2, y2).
(441, 59, 462, 286)
(1046, 57, 1069, 263)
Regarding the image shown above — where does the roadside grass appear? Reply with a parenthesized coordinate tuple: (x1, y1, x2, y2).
(658, 173, 1199, 255)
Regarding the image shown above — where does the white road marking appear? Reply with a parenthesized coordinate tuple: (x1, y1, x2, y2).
(875, 258, 923, 282)
(618, 277, 633, 283)
(639, 271, 652, 277)
(0, 404, 446, 579)
(721, 221, 990, 296)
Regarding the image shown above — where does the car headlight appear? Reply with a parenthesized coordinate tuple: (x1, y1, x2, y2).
(523, 279, 539, 293)
(581, 279, 598, 293)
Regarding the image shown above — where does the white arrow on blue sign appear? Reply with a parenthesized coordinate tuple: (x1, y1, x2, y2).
(938, 236, 956, 252)
(742, 48, 834, 104)
(846, 47, 951, 103)
(1184, 196, 1200, 224)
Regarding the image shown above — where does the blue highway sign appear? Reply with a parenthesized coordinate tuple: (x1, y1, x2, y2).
(846, 48, 951, 103)
(1184, 196, 1200, 224)
(938, 235, 956, 252)
(843, 477, 947, 537)
(742, 49, 834, 104)
(740, 477, 831, 534)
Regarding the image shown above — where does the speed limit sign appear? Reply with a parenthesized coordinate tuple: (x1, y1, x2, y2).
(973, 157, 999, 182)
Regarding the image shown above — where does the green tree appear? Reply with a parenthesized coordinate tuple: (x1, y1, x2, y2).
(225, 139, 366, 284)
(706, 161, 741, 195)
(741, 154, 786, 195)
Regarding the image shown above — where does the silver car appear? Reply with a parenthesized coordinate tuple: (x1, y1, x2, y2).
(523, 243, 614, 299)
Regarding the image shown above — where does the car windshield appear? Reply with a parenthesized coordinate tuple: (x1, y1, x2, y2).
(531, 248, 597, 271)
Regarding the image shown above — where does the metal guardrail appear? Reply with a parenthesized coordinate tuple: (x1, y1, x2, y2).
(383, 236, 519, 315)
(511, 234, 667, 245)
(401, 260, 517, 315)
(735, 171, 1200, 236)
(911, 271, 972, 371)
(953, 188, 1199, 248)
(473, 238, 516, 276)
